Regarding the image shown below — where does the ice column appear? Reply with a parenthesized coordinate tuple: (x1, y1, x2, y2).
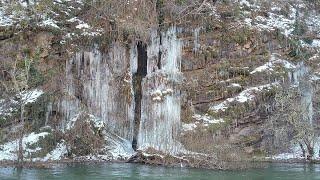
(137, 27, 183, 154)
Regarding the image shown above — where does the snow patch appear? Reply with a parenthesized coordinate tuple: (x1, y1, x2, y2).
(243, 4, 297, 37)
(0, 7, 14, 27)
(0, 89, 43, 118)
(20, 89, 44, 104)
(182, 114, 224, 132)
(182, 123, 198, 131)
(39, 18, 60, 29)
(66, 113, 80, 130)
(311, 40, 320, 48)
(76, 22, 90, 29)
(239, 0, 251, 7)
(193, 114, 224, 125)
(228, 83, 241, 88)
(66, 113, 104, 131)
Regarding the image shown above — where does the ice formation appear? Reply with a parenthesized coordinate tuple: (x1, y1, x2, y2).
(57, 26, 184, 157)
(137, 27, 183, 154)
(60, 42, 136, 156)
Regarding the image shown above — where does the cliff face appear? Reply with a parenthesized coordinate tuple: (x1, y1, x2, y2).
(0, 0, 320, 164)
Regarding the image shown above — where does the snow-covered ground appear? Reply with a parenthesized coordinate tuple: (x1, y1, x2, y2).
(0, 129, 135, 162)
(0, 132, 49, 161)
(238, 0, 320, 47)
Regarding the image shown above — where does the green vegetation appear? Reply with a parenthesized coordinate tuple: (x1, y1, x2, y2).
(26, 133, 57, 158)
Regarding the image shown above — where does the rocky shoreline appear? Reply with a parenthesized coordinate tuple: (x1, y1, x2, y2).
(1, 154, 319, 170)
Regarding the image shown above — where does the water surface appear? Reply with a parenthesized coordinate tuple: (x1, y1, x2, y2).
(0, 163, 320, 180)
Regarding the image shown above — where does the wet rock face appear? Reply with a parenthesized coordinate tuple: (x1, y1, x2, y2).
(177, 1, 320, 155)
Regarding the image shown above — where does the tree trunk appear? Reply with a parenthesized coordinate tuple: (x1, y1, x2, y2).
(306, 142, 314, 160)
(304, 139, 314, 161)
(299, 142, 305, 158)
(17, 104, 25, 165)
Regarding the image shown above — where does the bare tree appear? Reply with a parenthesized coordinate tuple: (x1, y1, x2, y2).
(5, 56, 35, 165)
(0, 55, 34, 165)
(265, 84, 318, 160)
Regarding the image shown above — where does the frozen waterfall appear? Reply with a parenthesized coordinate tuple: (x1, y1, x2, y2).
(57, 26, 184, 157)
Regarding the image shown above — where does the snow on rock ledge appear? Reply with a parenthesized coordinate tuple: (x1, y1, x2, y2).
(210, 83, 278, 113)
(250, 53, 296, 74)
(182, 114, 225, 132)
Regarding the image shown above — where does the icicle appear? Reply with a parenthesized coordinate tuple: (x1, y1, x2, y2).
(130, 42, 138, 74)
(44, 102, 52, 126)
(147, 29, 160, 74)
(193, 27, 201, 53)
(161, 26, 182, 75)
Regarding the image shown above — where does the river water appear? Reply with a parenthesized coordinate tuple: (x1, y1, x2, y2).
(0, 163, 320, 180)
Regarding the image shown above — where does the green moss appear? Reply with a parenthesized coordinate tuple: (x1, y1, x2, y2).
(24, 93, 49, 132)
(208, 122, 226, 133)
(233, 28, 251, 45)
(252, 149, 267, 157)
(175, 0, 187, 5)
(0, 117, 7, 126)
(221, 27, 252, 46)
(28, 64, 45, 88)
(240, 135, 260, 145)
(0, 129, 4, 144)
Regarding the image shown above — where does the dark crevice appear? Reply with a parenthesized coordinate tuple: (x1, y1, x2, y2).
(132, 41, 147, 150)
(156, 0, 164, 70)
(137, 42, 148, 76)
(157, 35, 162, 70)
(80, 52, 85, 73)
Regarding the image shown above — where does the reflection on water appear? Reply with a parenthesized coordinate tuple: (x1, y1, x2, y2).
(0, 163, 320, 180)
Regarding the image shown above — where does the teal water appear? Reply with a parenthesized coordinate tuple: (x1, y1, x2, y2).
(0, 163, 320, 180)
